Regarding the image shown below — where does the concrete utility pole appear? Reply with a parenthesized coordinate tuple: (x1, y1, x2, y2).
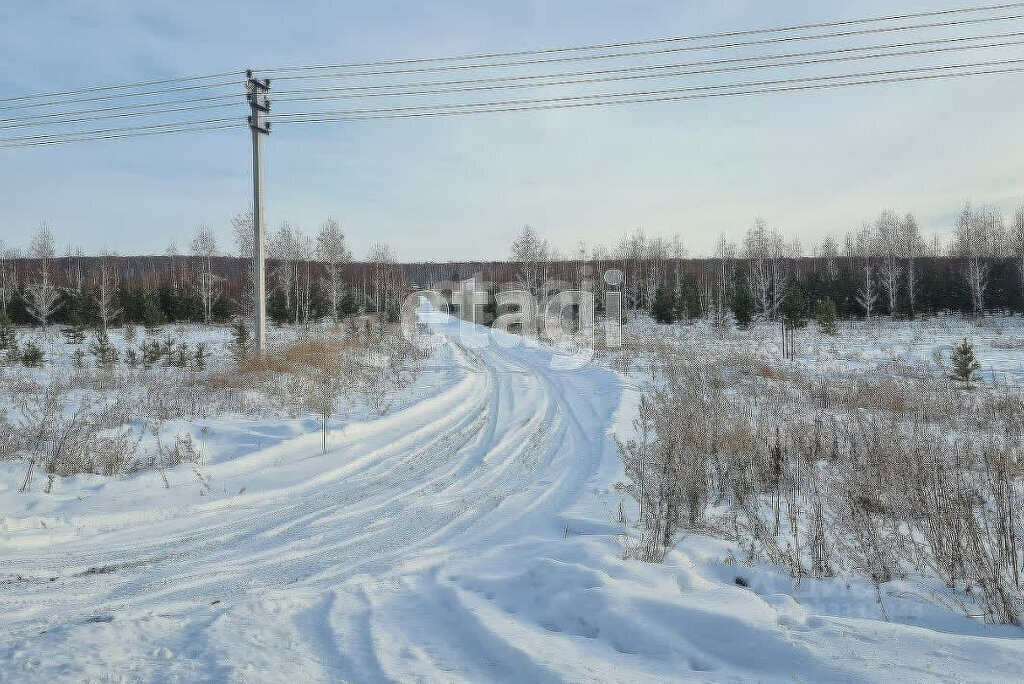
(247, 70, 271, 354)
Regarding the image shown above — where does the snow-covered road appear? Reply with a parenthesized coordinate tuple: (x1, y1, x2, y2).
(0, 314, 628, 681)
(2, 314, 1023, 682)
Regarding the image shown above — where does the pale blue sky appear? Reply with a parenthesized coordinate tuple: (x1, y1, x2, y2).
(2, 1, 1023, 260)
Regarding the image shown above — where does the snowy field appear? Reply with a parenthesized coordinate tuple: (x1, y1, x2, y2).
(617, 314, 1024, 386)
(1, 313, 1024, 682)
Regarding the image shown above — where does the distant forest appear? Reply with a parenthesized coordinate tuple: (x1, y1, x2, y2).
(2, 203, 1023, 328)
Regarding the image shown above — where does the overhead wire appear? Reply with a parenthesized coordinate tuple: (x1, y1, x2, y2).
(3, 4, 1023, 114)
(262, 34, 1024, 105)
(2, 55, 1020, 148)
(266, 62, 1024, 123)
(0, 122, 243, 149)
(3, 25, 1024, 131)
(256, 2, 1024, 73)
(263, 56, 1024, 122)
(5, 70, 245, 104)
(1, 4, 1023, 147)
(263, 29, 1024, 97)
(264, 11, 1024, 82)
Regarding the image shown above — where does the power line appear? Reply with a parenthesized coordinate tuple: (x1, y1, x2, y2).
(263, 35, 1024, 104)
(0, 122, 243, 149)
(264, 56, 1024, 120)
(265, 30, 1024, 97)
(268, 62, 1024, 123)
(2, 5, 1023, 147)
(2, 6, 1015, 117)
(0, 92, 243, 127)
(0, 101, 243, 131)
(5, 20, 1024, 130)
(4, 55, 1015, 148)
(5, 4, 1018, 116)
(5, 31, 1024, 131)
(0, 116, 241, 146)
(5, 70, 245, 105)
(256, 2, 1024, 73)
(0, 79, 243, 114)
(266, 12, 1024, 82)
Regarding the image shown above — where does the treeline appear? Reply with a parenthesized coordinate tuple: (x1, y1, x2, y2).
(0, 220, 403, 328)
(651, 254, 1024, 326)
(0, 275, 375, 328)
(500, 205, 1024, 324)
(3, 203, 1024, 329)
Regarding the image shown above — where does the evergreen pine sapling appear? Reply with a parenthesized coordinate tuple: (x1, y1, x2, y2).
(173, 344, 189, 368)
(142, 339, 162, 367)
(951, 338, 982, 384)
(232, 317, 251, 359)
(160, 334, 175, 363)
(143, 299, 164, 330)
(338, 291, 358, 318)
(89, 328, 120, 368)
(781, 288, 808, 328)
(816, 299, 840, 336)
(21, 340, 44, 367)
(650, 288, 677, 324)
(194, 341, 209, 371)
(731, 284, 755, 329)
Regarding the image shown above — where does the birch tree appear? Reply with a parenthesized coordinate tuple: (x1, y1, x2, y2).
(231, 210, 254, 259)
(901, 213, 923, 317)
(856, 265, 878, 320)
(620, 229, 655, 312)
(874, 210, 902, 317)
(853, 225, 878, 319)
(231, 210, 255, 319)
(165, 242, 179, 288)
(296, 232, 315, 325)
(367, 242, 399, 318)
(270, 222, 300, 323)
(96, 252, 122, 330)
(820, 234, 839, 281)
(24, 223, 61, 330)
(64, 245, 83, 294)
(510, 225, 548, 295)
(743, 218, 788, 319)
(317, 218, 352, 322)
(0, 241, 16, 316)
(190, 224, 221, 324)
(954, 205, 994, 317)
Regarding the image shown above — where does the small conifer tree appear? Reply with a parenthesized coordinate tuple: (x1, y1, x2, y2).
(143, 300, 164, 330)
(650, 288, 677, 324)
(89, 328, 120, 367)
(194, 342, 209, 371)
(232, 317, 251, 360)
(21, 340, 44, 367)
(951, 338, 981, 383)
(731, 284, 755, 329)
(816, 299, 839, 336)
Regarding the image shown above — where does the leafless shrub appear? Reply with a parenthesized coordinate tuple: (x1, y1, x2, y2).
(620, 327, 1024, 624)
(1, 320, 430, 495)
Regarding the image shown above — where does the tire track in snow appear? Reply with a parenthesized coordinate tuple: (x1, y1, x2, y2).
(0, 314, 620, 681)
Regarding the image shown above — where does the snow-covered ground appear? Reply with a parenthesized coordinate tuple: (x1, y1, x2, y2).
(643, 314, 1024, 384)
(2, 313, 1023, 682)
